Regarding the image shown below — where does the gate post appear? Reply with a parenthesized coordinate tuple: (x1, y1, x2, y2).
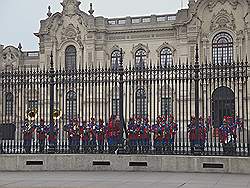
(49, 52, 56, 153)
(194, 44, 200, 127)
(118, 48, 128, 142)
(194, 44, 202, 155)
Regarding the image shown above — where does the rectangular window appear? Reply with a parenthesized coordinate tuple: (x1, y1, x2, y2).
(118, 19, 126, 25)
(157, 16, 166, 22)
(142, 17, 150, 23)
(132, 18, 141, 24)
(108, 20, 116, 25)
(161, 97, 172, 116)
(28, 100, 38, 110)
(112, 99, 119, 116)
(6, 102, 13, 116)
(167, 15, 176, 21)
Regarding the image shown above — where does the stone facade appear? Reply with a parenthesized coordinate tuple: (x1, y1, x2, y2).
(1, 0, 249, 68)
(0, 0, 250, 120)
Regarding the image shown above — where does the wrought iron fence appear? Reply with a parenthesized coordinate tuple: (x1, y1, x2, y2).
(0, 47, 249, 156)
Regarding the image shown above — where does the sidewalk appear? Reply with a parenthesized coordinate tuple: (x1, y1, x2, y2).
(0, 171, 250, 188)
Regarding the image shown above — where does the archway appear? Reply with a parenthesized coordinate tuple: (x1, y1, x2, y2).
(212, 86, 235, 127)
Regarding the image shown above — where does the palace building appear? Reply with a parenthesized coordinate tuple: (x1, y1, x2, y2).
(0, 0, 249, 151)
(0, 0, 249, 69)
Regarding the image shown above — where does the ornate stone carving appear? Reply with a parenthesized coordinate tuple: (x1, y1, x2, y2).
(61, 24, 82, 44)
(208, 0, 238, 12)
(210, 9, 236, 31)
(1, 47, 19, 69)
(61, 0, 81, 17)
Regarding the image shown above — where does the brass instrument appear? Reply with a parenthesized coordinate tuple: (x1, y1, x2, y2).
(27, 108, 38, 121)
(52, 109, 62, 120)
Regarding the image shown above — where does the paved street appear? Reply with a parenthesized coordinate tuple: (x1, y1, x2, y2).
(0, 171, 249, 188)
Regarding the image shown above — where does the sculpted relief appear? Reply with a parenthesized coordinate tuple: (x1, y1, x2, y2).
(210, 9, 236, 31)
(60, 23, 83, 48)
(208, 0, 239, 12)
(1, 47, 19, 69)
(61, 0, 81, 17)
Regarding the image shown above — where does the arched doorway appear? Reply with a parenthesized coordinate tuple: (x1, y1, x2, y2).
(212, 86, 235, 127)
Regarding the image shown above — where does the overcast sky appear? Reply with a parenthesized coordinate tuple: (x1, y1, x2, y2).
(0, 0, 188, 51)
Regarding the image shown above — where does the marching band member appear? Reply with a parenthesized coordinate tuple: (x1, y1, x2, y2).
(36, 118, 47, 153)
(47, 121, 59, 151)
(21, 118, 35, 153)
(88, 118, 97, 152)
(96, 119, 105, 153)
(218, 116, 238, 155)
(188, 116, 207, 154)
(80, 121, 90, 153)
(141, 117, 151, 153)
(153, 116, 163, 154)
(128, 117, 137, 153)
(71, 118, 81, 153)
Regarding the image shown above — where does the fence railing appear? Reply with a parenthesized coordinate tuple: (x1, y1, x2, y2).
(0, 47, 249, 156)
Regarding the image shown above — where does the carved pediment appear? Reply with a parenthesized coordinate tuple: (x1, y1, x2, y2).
(61, 24, 83, 46)
(1, 46, 19, 69)
(210, 9, 236, 31)
(208, 0, 238, 12)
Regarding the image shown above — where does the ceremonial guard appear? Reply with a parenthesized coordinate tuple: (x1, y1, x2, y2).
(47, 122, 59, 151)
(21, 118, 35, 153)
(106, 116, 115, 153)
(36, 118, 47, 153)
(88, 118, 97, 152)
(141, 117, 151, 153)
(165, 115, 178, 153)
(73, 118, 81, 152)
(218, 116, 237, 155)
(106, 115, 121, 153)
(80, 121, 89, 153)
(188, 116, 207, 154)
(96, 119, 105, 153)
(153, 116, 163, 154)
(113, 116, 122, 146)
(128, 117, 137, 153)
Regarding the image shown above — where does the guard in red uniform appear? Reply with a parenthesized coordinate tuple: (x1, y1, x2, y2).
(96, 119, 105, 153)
(168, 115, 178, 152)
(88, 118, 97, 152)
(188, 116, 207, 154)
(153, 116, 163, 154)
(128, 117, 136, 153)
(21, 118, 35, 153)
(36, 119, 47, 153)
(80, 121, 89, 153)
(47, 122, 58, 151)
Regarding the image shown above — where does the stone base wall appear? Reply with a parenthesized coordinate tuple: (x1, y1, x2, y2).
(0, 154, 250, 174)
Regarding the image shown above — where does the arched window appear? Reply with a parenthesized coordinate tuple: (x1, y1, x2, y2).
(6, 92, 13, 116)
(212, 32, 233, 64)
(111, 50, 121, 69)
(136, 88, 147, 116)
(66, 90, 77, 119)
(160, 48, 173, 67)
(65, 45, 77, 70)
(135, 49, 147, 68)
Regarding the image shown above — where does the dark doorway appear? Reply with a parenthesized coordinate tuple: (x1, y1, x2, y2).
(212, 86, 235, 127)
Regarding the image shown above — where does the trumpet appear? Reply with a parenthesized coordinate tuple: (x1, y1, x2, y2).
(52, 109, 62, 120)
(27, 108, 38, 121)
